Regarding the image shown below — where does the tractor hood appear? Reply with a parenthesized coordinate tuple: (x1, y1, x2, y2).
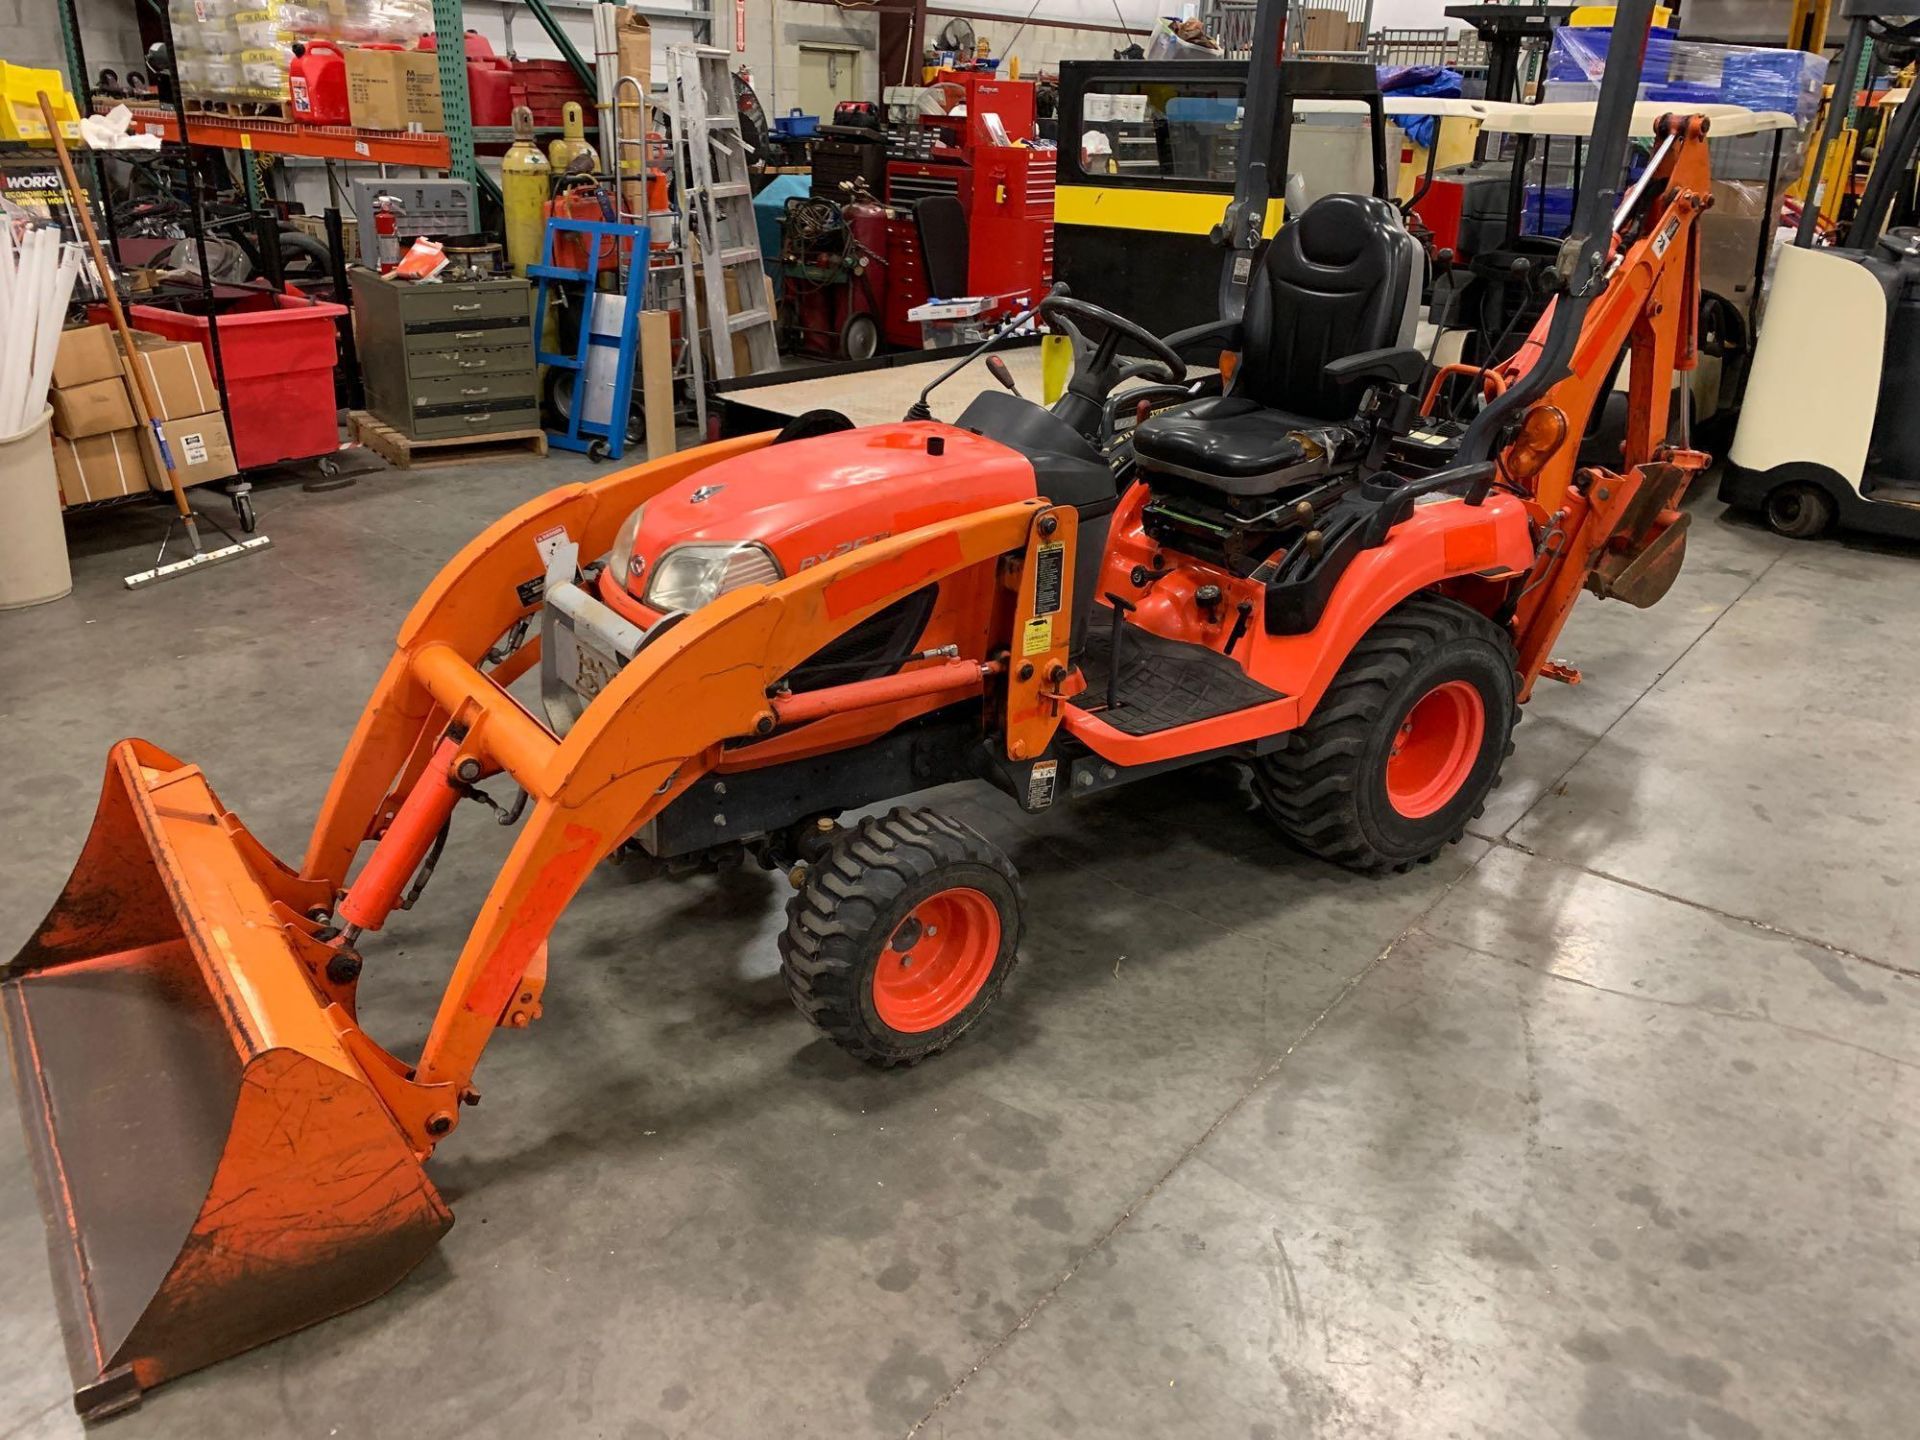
(605, 422, 1037, 616)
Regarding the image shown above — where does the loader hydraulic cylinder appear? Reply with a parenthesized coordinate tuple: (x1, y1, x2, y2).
(337, 737, 466, 933)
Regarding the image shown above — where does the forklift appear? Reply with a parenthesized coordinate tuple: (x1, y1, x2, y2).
(1722, 3, 1920, 539)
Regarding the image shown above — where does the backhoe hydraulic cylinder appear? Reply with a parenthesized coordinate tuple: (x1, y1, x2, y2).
(337, 737, 466, 932)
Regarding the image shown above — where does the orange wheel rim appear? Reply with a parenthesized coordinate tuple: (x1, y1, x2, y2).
(1385, 680, 1486, 820)
(871, 887, 1002, 1033)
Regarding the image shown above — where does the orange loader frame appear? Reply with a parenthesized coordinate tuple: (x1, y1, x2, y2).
(5, 106, 1716, 1420)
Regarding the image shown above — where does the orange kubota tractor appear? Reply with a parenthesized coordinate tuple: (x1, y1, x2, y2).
(8, 0, 1705, 1417)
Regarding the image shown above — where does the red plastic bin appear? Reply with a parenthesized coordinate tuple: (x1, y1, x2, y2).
(128, 293, 347, 471)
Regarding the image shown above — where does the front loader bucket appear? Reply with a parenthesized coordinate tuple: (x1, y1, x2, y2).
(3, 741, 451, 1420)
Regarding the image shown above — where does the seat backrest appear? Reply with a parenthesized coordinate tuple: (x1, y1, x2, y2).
(915, 195, 969, 298)
(1232, 193, 1421, 421)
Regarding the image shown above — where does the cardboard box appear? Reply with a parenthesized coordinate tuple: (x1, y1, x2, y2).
(141, 410, 238, 490)
(125, 334, 220, 422)
(347, 47, 444, 132)
(52, 324, 123, 389)
(53, 429, 147, 506)
(1299, 6, 1349, 52)
(51, 376, 136, 439)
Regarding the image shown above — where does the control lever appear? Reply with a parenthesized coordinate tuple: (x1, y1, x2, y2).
(1224, 600, 1254, 657)
(1102, 593, 1136, 713)
(904, 283, 1061, 421)
(985, 355, 1021, 398)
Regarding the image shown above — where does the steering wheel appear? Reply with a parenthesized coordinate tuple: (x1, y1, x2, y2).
(1038, 293, 1186, 389)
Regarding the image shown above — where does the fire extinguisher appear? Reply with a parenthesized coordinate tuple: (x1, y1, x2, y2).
(371, 194, 404, 272)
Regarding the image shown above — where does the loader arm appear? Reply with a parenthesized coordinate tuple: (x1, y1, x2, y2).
(302, 433, 777, 893)
(287, 449, 1062, 1148)
(396, 496, 1056, 1114)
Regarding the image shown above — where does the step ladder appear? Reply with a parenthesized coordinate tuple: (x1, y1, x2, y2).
(669, 45, 780, 381)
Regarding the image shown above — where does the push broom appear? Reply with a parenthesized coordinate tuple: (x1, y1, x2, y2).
(38, 92, 271, 588)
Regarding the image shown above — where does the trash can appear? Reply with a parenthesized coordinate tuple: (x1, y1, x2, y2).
(0, 407, 71, 609)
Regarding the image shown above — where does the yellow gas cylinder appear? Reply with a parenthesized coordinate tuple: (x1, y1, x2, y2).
(547, 101, 600, 174)
(501, 106, 552, 276)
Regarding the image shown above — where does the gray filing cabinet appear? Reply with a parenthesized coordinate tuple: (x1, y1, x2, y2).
(350, 269, 537, 439)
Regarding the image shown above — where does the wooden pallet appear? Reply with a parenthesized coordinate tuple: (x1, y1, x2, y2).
(351, 412, 548, 470)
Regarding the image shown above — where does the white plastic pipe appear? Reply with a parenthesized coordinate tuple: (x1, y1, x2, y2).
(0, 223, 17, 361)
(1, 230, 82, 434)
(0, 228, 41, 434)
(22, 245, 79, 434)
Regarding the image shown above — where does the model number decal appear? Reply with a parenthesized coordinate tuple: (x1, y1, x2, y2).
(799, 531, 892, 570)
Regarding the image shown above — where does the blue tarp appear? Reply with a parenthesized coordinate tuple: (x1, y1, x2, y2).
(752, 173, 811, 282)
(1377, 65, 1463, 151)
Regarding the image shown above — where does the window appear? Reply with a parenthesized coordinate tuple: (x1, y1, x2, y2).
(1289, 99, 1378, 209)
(1075, 78, 1246, 183)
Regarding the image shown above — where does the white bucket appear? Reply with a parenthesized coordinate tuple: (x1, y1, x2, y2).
(0, 407, 73, 610)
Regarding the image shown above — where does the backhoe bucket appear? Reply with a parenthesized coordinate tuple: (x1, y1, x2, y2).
(1587, 462, 1694, 610)
(3, 740, 451, 1420)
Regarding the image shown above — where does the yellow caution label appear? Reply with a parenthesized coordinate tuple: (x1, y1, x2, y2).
(1022, 616, 1053, 656)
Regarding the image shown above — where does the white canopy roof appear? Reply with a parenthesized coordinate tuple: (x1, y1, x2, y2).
(1378, 96, 1800, 139)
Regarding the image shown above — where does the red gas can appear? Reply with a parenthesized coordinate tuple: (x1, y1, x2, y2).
(419, 29, 514, 124)
(288, 41, 350, 126)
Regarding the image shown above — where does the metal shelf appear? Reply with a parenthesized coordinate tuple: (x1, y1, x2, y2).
(471, 123, 601, 143)
(118, 106, 452, 168)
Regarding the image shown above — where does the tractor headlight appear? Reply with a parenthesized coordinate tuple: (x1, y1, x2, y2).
(643, 541, 784, 612)
(607, 505, 646, 586)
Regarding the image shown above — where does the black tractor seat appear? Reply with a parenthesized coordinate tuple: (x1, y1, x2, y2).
(1127, 396, 1359, 496)
(1132, 192, 1420, 498)
(1124, 193, 1445, 640)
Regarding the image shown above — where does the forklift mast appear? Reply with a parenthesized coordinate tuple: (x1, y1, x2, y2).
(1215, 28, 1389, 321)
(1458, 0, 1661, 463)
(1215, 0, 1287, 320)
(1797, 4, 1920, 246)
(1446, 2, 1576, 105)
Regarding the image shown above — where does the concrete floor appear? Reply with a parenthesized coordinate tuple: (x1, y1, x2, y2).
(1, 454, 1916, 1439)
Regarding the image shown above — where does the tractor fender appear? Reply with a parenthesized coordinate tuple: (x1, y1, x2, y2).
(1255, 491, 1534, 722)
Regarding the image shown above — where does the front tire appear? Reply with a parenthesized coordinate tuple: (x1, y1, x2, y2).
(1254, 595, 1518, 872)
(1763, 481, 1835, 540)
(780, 808, 1023, 1066)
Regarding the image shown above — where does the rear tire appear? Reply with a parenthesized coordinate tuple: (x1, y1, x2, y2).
(1253, 594, 1518, 873)
(780, 807, 1022, 1067)
(1763, 481, 1835, 540)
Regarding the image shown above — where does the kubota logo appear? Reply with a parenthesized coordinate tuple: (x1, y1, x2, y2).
(798, 532, 892, 569)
